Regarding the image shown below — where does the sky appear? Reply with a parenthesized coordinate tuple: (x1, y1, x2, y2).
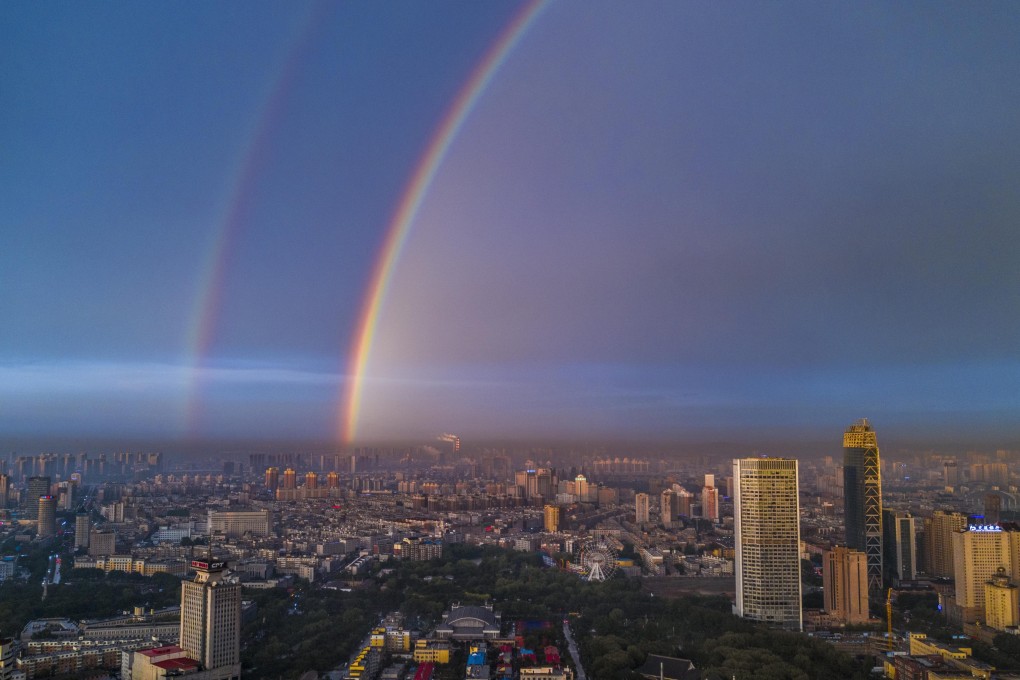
(2, 2, 1020, 450)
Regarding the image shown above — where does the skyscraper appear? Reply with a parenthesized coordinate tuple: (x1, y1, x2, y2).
(843, 419, 883, 592)
(544, 505, 560, 533)
(635, 493, 650, 524)
(37, 496, 56, 538)
(701, 474, 719, 521)
(892, 513, 917, 582)
(660, 490, 677, 527)
(925, 510, 968, 578)
(264, 467, 279, 491)
(180, 558, 241, 677)
(74, 513, 91, 549)
(24, 476, 51, 519)
(733, 457, 802, 631)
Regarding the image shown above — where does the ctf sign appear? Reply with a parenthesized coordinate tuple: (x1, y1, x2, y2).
(191, 560, 227, 571)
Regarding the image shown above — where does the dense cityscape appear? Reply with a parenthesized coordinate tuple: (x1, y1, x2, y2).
(5, 2, 1019, 680)
(1, 421, 1020, 679)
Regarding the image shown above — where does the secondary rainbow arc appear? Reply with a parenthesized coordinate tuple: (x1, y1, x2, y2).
(340, 1, 546, 446)
(183, 6, 322, 436)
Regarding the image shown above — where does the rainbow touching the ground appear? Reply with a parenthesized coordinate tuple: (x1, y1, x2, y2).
(340, 0, 547, 446)
(184, 6, 323, 436)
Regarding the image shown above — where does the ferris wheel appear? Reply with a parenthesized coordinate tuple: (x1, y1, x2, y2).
(576, 539, 618, 582)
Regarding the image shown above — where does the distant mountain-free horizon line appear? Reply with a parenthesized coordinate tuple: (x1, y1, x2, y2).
(1, 428, 1017, 459)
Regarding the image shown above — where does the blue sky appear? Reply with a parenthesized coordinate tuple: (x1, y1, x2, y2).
(3, 2, 1020, 447)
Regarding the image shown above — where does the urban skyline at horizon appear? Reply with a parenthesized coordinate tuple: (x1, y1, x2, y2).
(4, 2, 1020, 446)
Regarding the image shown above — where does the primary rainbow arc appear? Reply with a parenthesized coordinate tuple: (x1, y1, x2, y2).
(340, 1, 546, 446)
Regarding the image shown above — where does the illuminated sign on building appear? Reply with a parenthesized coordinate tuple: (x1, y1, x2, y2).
(968, 524, 1002, 532)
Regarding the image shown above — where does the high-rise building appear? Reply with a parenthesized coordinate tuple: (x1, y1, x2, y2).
(660, 490, 677, 527)
(74, 513, 91, 549)
(574, 475, 590, 503)
(985, 567, 1019, 632)
(326, 471, 340, 489)
(843, 419, 883, 591)
(883, 510, 918, 583)
(733, 457, 802, 631)
(952, 525, 1011, 624)
(180, 558, 241, 677)
(282, 468, 296, 490)
(822, 546, 870, 624)
(925, 510, 968, 578)
(701, 474, 719, 521)
(304, 471, 318, 490)
(635, 493, 650, 524)
(1, 636, 17, 680)
(24, 476, 51, 519)
(0, 474, 9, 508)
(943, 460, 959, 487)
(985, 494, 1003, 526)
(264, 467, 279, 491)
(37, 496, 56, 537)
(676, 488, 693, 517)
(544, 505, 560, 533)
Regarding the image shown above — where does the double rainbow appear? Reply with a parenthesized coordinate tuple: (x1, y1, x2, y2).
(184, 2, 546, 443)
(340, 1, 546, 446)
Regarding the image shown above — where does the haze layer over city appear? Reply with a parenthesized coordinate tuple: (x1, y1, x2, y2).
(3, 2, 1019, 455)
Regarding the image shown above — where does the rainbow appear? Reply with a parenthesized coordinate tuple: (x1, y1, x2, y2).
(184, 6, 323, 435)
(340, 0, 547, 446)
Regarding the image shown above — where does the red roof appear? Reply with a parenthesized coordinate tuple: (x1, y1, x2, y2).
(154, 658, 200, 671)
(139, 645, 184, 657)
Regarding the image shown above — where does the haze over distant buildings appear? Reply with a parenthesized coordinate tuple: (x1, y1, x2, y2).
(2, 2, 1019, 445)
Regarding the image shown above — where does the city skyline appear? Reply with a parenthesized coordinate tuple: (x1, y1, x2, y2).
(4, 2, 1020, 446)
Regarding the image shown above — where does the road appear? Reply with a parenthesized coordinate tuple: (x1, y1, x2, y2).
(562, 620, 587, 680)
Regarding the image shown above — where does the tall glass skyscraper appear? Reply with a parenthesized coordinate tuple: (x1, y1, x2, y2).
(733, 456, 802, 631)
(843, 418, 883, 592)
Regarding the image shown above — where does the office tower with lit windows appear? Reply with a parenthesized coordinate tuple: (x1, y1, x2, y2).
(733, 457, 802, 630)
(843, 419, 883, 591)
(822, 546, 870, 624)
(635, 493, 650, 524)
(180, 558, 241, 678)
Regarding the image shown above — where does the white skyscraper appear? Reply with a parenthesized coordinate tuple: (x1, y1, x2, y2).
(180, 558, 241, 676)
(733, 457, 802, 631)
